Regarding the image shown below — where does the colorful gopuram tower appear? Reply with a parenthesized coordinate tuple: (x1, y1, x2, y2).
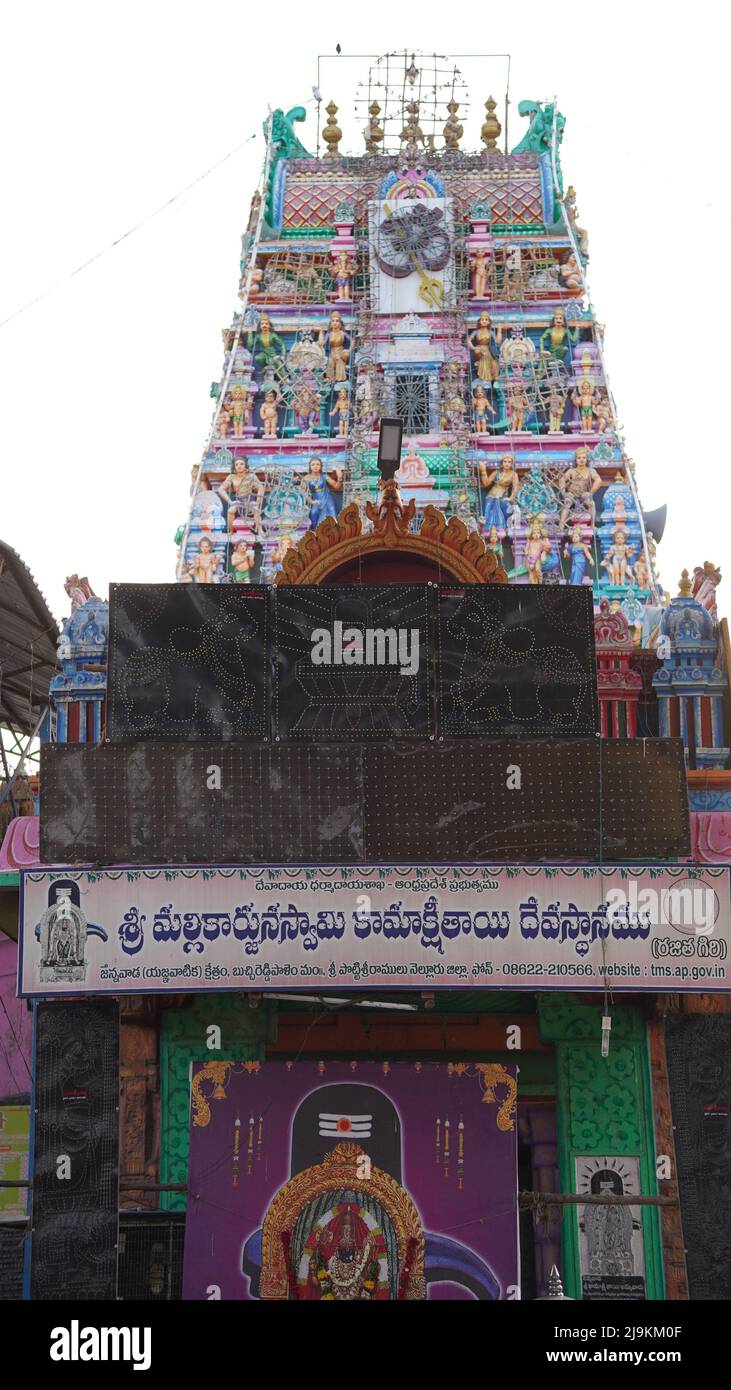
(177, 60, 660, 618)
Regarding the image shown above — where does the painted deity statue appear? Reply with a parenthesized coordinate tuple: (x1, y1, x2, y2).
(469, 311, 500, 384)
(560, 253, 583, 290)
(593, 393, 613, 433)
(331, 388, 349, 437)
(217, 457, 265, 535)
(230, 540, 256, 583)
(548, 387, 566, 433)
(302, 456, 344, 529)
(540, 308, 577, 366)
(472, 384, 494, 433)
(564, 527, 594, 585)
(218, 401, 232, 438)
(189, 536, 222, 584)
(507, 381, 530, 433)
(500, 325, 536, 373)
(601, 527, 635, 587)
(249, 313, 285, 375)
(559, 446, 602, 528)
(260, 391, 279, 438)
(486, 525, 504, 566)
(571, 376, 598, 432)
(525, 517, 554, 585)
(478, 453, 519, 533)
(229, 384, 253, 437)
(320, 311, 351, 383)
(293, 381, 322, 434)
(472, 247, 489, 300)
(633, 551, 650, 591)
(332, 250, 354, 302)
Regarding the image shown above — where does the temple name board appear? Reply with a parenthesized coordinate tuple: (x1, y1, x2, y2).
(19, 865, 731, 997)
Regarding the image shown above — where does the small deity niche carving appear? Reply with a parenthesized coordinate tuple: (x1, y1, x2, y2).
(601, 525, 636, 587)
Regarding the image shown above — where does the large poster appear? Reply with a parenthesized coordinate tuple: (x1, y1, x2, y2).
(182, 1060, 518, 1300)
(19, 865, 730, 997)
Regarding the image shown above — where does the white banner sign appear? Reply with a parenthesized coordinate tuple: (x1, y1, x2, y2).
(18, 864, 731, 997)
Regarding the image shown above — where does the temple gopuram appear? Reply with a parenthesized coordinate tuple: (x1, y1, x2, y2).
(1, 52, 730, 1308)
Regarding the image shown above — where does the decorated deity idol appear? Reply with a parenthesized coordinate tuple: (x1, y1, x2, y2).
(633, 550, 650, 591)
(332, 250, 354, 302)
(500, 324, 536, 373)
(218, 402, 231, 438)
(560, 253, 583, 290)
(472, 247, 489, 300)
(302, 456, 344, 528)
(564, 527, 594, 585)
(593, 393, 613, 433)
(320, 311, 351, 383)
(260, 391, 279, 438)
(547, 387, 566, 433)
(601, 527, 635, 587)
(293, 381, 322, 434)
(217, 456, 265, 535)
(478, 453, 519, 533)
(506, 380, 530, 433)
(249, 312, 285, 374)
(486, 525, 504, 565)
(469, 311, 500, 384)
(571, 376, 598, 432)
(229, 384, 251, 437)
(525, 517, 553, 584)
(540, 308, 577, 366)
(331, 387, 350, 437)
(559, 445, 602, 528)
(190, 536, 222, 584)
(230, 540, 256, 582)
(472, 384, 494, 433)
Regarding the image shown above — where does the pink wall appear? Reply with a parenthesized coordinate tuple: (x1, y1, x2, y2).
(0, 932, 31, 1100)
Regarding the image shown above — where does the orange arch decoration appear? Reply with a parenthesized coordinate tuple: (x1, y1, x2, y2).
(275, 488, 509, 586)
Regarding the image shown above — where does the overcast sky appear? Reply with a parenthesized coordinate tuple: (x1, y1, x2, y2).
(0, 1, 728, 621)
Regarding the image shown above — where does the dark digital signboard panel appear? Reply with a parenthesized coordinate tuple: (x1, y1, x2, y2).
(41, 737, 689, 866)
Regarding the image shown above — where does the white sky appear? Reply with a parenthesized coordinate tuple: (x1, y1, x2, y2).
(0, 1, 728, 621)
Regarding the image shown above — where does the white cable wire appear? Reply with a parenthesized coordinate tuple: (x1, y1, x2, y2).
(550, 100, 661, 608)
(175, 116, 274, 580)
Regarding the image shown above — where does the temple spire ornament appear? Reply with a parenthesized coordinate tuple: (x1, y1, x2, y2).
(443, 99, 463, 150)
(400, 100, 424, 159)
(481, 96, 501, 150)
(323, 101, 342, 158)
(365, 101, 384, 153)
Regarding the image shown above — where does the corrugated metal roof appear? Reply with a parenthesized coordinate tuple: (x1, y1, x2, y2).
(0, 541, 59, 734)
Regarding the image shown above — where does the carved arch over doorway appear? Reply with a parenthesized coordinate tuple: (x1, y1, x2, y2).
(274, 491, 509, 586)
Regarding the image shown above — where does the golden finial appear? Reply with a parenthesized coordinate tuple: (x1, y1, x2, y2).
(443, 98, 463, 150)
(481, 96, 502, 151)
(678, 570, 693, 598)
(400, 99, 424, 153)
(365, 100, 384, 153)
(323, 101, 342, 158)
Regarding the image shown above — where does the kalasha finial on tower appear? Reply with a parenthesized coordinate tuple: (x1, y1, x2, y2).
(401, 99, 424, 158)
(481, 96, 502, 150)
(323, 101, 342, 158)
(443, 98, 463, 150)
(678, 570, 693, 599)
(364, 101, 384, 153)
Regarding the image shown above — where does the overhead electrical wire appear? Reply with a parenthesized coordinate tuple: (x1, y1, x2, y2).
(0, 132, 260, 332)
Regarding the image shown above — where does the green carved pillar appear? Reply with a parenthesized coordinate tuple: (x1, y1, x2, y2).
(538, 993, 664, 1300)
(159, 997, 276, 1210)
